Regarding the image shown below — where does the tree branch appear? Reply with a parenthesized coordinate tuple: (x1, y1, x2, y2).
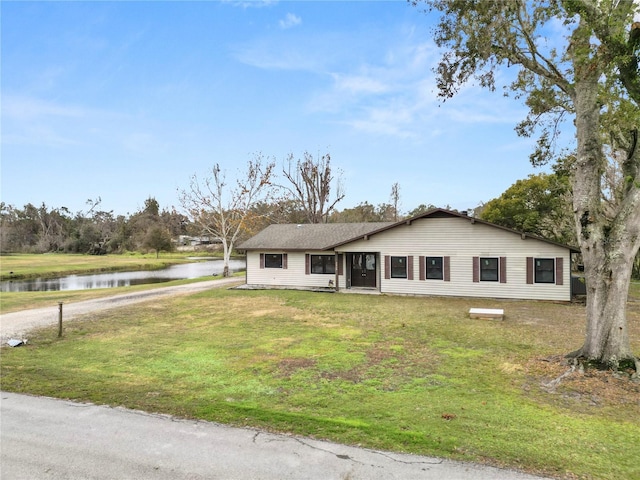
(619, 22, 640, 104)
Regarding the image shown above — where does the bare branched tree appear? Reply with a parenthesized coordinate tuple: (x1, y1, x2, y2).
(281, 152, 345, 224)
(389, 182, 401, 222)
(180, 154, 275, 277)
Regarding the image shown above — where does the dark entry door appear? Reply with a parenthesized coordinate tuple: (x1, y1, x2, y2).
(350, 253, 377, 288)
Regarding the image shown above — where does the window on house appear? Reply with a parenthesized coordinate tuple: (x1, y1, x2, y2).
(425, 256, 444, 280)
(480, 257, 499, 281)
(264, 253, 283, 269)
(391, 256, 407, 278)
(311, 255, 335, 274)
(535, 258, 555, 283)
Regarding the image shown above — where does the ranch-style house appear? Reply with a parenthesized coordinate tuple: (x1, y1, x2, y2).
(238, 209, 581, 301)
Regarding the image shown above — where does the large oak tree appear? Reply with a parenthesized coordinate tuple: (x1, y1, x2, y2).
(412, 0, 640, 369)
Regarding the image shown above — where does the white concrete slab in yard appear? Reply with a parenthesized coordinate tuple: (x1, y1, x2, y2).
(469, 308, 505, 320)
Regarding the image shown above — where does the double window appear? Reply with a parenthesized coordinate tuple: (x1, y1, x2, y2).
(311, 255, 335, 275)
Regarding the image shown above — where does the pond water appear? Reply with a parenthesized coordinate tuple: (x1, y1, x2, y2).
(0, 259, 246, 293)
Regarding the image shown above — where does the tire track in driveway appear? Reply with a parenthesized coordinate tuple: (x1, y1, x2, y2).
(0, 277, 244, 343)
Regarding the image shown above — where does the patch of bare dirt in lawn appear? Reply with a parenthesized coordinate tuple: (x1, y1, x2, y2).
(278, 357, 317, 378)
(524, 356, 640, 411)
(506, 296, 639, 411)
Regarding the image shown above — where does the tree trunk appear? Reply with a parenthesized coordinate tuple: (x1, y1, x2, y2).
(574, 243, 636, 367)
(222, 240, 231, 277)
(569, 23, 638, 369)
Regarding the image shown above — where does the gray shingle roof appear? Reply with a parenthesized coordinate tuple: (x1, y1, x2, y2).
(238, 223, 393, 251)
(237, 208, 579, 253)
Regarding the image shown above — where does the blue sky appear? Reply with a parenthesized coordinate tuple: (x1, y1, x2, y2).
(2, 0, 550, 217)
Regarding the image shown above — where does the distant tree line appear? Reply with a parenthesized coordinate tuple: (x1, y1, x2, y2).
(0, 197, 188, 256)
(8, 149, 637, 279)
(0, 196, 428, 257)
(0, 157, 447, 259)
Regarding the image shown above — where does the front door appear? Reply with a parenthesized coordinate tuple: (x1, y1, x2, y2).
(350, 253, 377, 288)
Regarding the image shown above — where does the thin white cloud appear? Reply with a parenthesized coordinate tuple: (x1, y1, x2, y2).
(442, 82, 527, 124)
(331, 73, 389, 95)
(2, 96, 86, 148)
(305, 39, 442, 138)
(232, 35, 332, 71)
(1, 94, 136, 150)
(279, 13, 301, 29)
(26, 66, 68, 93)
(122, 132, 158, 154)
(2, 125, 82, 148)
(223, 0, 278, 9)
(2, 95, 86, 121)
(345, 105, 416, 139)
(233, 20, 525, 140)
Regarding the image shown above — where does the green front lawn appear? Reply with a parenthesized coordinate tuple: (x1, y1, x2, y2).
(2, 289, 638, 479)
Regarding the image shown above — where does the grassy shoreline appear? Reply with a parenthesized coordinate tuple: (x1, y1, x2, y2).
(0, 253, 245, 313)
(0, 252, 226, 281)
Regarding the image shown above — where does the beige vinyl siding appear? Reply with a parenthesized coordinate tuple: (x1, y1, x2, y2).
(247, 251, 339, 288)
(338, 217, 571, 301)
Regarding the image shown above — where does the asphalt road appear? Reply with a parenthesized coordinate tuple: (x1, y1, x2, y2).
(1, 279, 551, 480)
(0, 392, 550, 480)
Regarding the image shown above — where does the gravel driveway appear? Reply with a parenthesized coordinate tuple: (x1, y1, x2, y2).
(0, 277, 243, 343)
